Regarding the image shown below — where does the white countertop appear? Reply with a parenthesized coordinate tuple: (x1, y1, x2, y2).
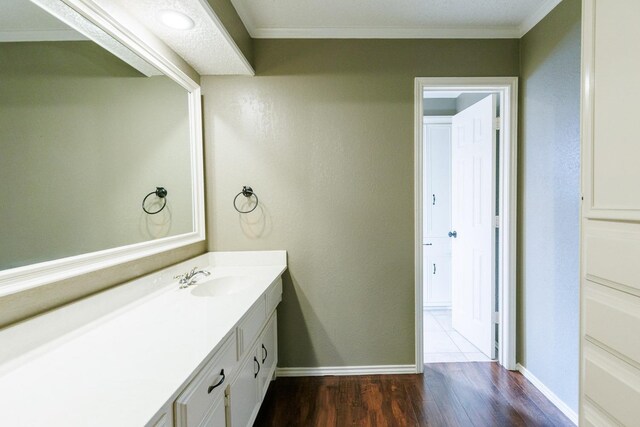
(0, 251, 287, 427)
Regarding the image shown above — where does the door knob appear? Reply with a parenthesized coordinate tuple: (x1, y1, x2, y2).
(448, 231, 457, 238)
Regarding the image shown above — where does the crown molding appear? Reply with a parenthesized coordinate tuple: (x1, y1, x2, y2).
(518, 0, 562, 37)
(250, 26, 522, 39)
(231, 0, 562, 40)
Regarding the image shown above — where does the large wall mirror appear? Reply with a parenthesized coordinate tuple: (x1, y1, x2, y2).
(0, 0, 205, 296)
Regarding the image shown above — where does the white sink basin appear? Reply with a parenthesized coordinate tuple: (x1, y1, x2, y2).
(190, 276, 258, 297)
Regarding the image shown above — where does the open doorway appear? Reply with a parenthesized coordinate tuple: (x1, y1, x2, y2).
(423, 92, 498, 363)
(414, 78, 518, 373)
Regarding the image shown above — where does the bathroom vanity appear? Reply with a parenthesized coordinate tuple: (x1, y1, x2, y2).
(0, 251, 286, 427)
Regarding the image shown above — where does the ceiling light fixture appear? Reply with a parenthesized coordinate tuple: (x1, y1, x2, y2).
(159, 10, 195, 30)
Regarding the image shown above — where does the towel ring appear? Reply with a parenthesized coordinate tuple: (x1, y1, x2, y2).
(142, 187, 168, 215)
(233, 186, 259, 214)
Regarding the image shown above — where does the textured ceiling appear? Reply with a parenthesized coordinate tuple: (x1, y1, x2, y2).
(102, 0, 253, 75)
(0, 0, 84, 41)
(230, 0, 562, 38)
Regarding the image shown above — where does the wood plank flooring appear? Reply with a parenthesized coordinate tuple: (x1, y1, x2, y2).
(253, 362, 574, 427)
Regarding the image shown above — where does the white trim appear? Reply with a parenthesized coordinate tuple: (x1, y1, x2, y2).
(414, 77, 518, 373)
(517, 364, 578, 425)
(232, 0, 561, 40)
(0, 0, 206, 297)
(423, 303, 451, 309)
(276, 365, 416, 377)
(518, 0, 563, 37)
(249, 26, 521, 39)
(579, 2, 594, 424)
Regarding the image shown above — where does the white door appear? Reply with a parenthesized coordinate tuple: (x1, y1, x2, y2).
(423, 118, 452, 308)
(580, 1, 640, 424)
(450, 95, 496, 358)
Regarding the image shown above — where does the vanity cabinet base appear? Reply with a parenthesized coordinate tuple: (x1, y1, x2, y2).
(228, 313, 277, 427)
(169, 278, 282, 427)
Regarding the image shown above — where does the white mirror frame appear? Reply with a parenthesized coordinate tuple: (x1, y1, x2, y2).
(0, 0, 205, 297)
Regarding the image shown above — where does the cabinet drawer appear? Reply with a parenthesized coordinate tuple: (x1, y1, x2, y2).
(266, 278, 282, 315)
(175, 333, 237, 427)
(237, 299, 266, 359)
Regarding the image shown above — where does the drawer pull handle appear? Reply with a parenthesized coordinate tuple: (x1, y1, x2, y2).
(254, 356, 260, 378)
(207, 369, 225, 394)
(262, 344, 268, 364)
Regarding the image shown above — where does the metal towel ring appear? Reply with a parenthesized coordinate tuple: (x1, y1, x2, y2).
(233, 186, 259, 214)
(142, 187, 168, 215)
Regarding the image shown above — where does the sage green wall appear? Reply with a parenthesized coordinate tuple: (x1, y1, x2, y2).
(203, 39, 519, 367)
(518, 0, 581, 411)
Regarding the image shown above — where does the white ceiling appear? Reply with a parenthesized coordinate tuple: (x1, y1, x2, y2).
(230, 0, 562, 39)
(100, 0, 253, 75)
(0, 0, 85, 42)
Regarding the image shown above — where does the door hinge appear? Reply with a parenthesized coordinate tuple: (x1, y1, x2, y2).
(494, 216, 501, 228)
(494, 117, 502, 130)
(493, 312, 500, 324)
(224, 388, 230, 407)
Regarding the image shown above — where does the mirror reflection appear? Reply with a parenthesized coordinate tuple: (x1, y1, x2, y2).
(0, 0, 194, 271)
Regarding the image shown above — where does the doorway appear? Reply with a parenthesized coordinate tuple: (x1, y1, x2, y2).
(414, 78, 518, 373)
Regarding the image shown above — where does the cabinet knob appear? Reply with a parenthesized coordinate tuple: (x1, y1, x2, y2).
(262, 344, 268, 364)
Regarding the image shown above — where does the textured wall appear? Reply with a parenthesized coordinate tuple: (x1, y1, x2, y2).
(203, 39, 519, 367)
(518, 0, 581, 411)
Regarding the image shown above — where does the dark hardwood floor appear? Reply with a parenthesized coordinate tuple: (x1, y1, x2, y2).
(253, 362, 574, 427)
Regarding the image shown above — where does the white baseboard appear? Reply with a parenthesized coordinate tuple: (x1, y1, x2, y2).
(276, 365, 417, 377)
(516, 363, 578, 425)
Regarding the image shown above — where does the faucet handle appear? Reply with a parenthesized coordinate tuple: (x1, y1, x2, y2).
(173, 272, 186, 280)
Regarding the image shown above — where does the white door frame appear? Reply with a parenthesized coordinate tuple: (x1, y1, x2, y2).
(414, 77, 518, 372)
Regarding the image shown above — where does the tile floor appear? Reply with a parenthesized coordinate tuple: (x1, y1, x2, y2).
(424, 308, 493, 363)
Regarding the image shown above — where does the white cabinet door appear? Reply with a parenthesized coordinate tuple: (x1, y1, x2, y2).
(581, 1, 640, 424)
(199, 397, 226, 427)
(423, 118, 452, 241)
(423, 240, 451, 308)
(258, 314, 278, 400)
(228, 346, 260, 427)
(423, 117, 453, 307)
(451, 94, 496, 358)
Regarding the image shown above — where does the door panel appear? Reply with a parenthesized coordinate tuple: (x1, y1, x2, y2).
(581, 1, 640, 423)
(423, 118, 453, 307)
(583, 342, 640, 426)
(591, 0, 640, 210)
(423, 241, 452, 307)
(451, 95, 496, 358)
(423, 120, 452, 241)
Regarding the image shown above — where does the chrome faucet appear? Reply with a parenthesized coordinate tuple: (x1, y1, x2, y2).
(175, 267, 211, 289)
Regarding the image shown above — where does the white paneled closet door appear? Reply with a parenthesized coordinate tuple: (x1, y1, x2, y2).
(581, 0, 640, 425)
(423, 117, 452, 308)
